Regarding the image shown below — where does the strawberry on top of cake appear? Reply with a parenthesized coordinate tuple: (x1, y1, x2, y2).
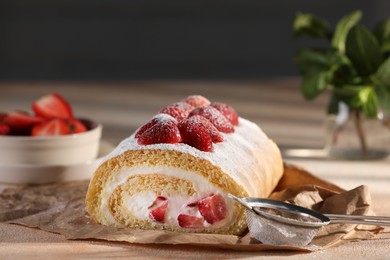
(135, 95, 238, 152)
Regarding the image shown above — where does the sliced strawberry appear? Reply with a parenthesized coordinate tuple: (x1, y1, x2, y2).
(178, 117, 213, 152)
(66, 118, 87, 134)
(4, 111, 45, 135)
(189, 106, 234, 133)
(198, 194, 227, 224)
(177, 214, 204, 229)
(210, 102, 239, 126)
(149, 196, 168, 223)
(31, 118, 71, 136)
(32, 93, 73, 119)
(138, 117, 182, 145)
(135, 114, 176, 139)
(182, 95, 210, 108)
(186, 199, 200, 207)
(0, 123, 10, 135)
(149, 195, 167, 207)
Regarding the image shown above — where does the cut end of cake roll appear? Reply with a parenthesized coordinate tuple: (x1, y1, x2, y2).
(86, 149, 249, 235)
(86, 95, 283, 235)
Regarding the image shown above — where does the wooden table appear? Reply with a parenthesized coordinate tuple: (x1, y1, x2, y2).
(1, 79, 390, 259)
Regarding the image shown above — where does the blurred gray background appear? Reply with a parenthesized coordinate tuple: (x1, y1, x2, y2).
(1, 0, 389, 80)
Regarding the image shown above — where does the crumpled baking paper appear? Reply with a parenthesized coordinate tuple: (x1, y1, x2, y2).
(0, 163, 382, 251)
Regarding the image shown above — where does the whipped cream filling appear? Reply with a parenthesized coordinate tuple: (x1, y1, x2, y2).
(100, 166, 234, 229)
(127, 192, 222, 228)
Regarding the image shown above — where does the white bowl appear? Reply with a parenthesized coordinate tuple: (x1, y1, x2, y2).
(0, 119, 102, 165)
(0, 140, 114, 184)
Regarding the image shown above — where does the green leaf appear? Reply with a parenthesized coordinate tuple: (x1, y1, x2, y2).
(294, 49, 329, 73)
(381, 39, 390, 55)
(356, 87, 379, 117)
(338, 86, 379, 117)
(301, 69, 329, 100)
(333, 85, 361, 98)
(373, 17, 390, 44)
(376, 56, 390, 88)
(332, 10, 362, 53)
(330, 64, 355, 86)
(328, 54, 358, 86)
(374, 83, 390, 114)
(345, 25, 383, 76)
(293, 12, 329, 39)
(333, 85, 364, 111)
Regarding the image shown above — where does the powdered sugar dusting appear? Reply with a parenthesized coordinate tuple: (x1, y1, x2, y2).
(159, 104, 191, 122)
(210, 102, 239, 126)
(135, 113, 177, 138)
(137, 114, 181, 145)
(104, 117, 281, 197)
(189, 106, 234, 133)
(171, 101, 194, 111)
(182, 115, 223, 143)
(152, 113, 178, 123)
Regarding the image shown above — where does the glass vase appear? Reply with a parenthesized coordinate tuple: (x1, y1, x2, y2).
(325, 103, 390, 160)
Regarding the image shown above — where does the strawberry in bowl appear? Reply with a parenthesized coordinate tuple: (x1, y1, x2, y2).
(0, 93, 102, 165)
(3, 93, 87, 137)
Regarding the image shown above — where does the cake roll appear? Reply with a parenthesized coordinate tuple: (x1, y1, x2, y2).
(86, 95, 283, 235)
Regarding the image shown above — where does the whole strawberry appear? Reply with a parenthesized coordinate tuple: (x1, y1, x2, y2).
(137, 115, 182, 145)
(178, 117, 213, 152)
(159, 102, 194, 122)
(182, 95, 210, 108)
(210, 102, 239, 126)
(189, 106, 234, 133)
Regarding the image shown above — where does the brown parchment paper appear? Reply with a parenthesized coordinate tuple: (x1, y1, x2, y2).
(0, 163, 383, 252)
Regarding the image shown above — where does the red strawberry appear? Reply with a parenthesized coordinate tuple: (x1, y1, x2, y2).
(138, 117, 182, 145)
(182, 95, 210, 108)
(135, 114, 176, 139)
(135, 118, 160, 139)
(67, 118, 87, 134)
(32, 93, 73, 119)
(31, 118, 71, 136)
(159, 106, 186, 121)
(149, 196, 168, 223)
(171, 101, 194, 112)
(182, 115, 223, 143)
(4, 111, 45, 135)
(189, 106, 234, 133)
(159, 102, 193, 122)
(177, 214, 204, 229)
(0, 123, 10, 135)
(178, 117, 213, 152)
(186, 201, 198, 207)
(210, 102, 239, 126)
(198, 194, 227, 224)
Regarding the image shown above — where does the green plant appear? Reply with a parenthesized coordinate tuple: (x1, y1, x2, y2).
(293, 11, 390, 157)
(293, 10, 390, 118)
